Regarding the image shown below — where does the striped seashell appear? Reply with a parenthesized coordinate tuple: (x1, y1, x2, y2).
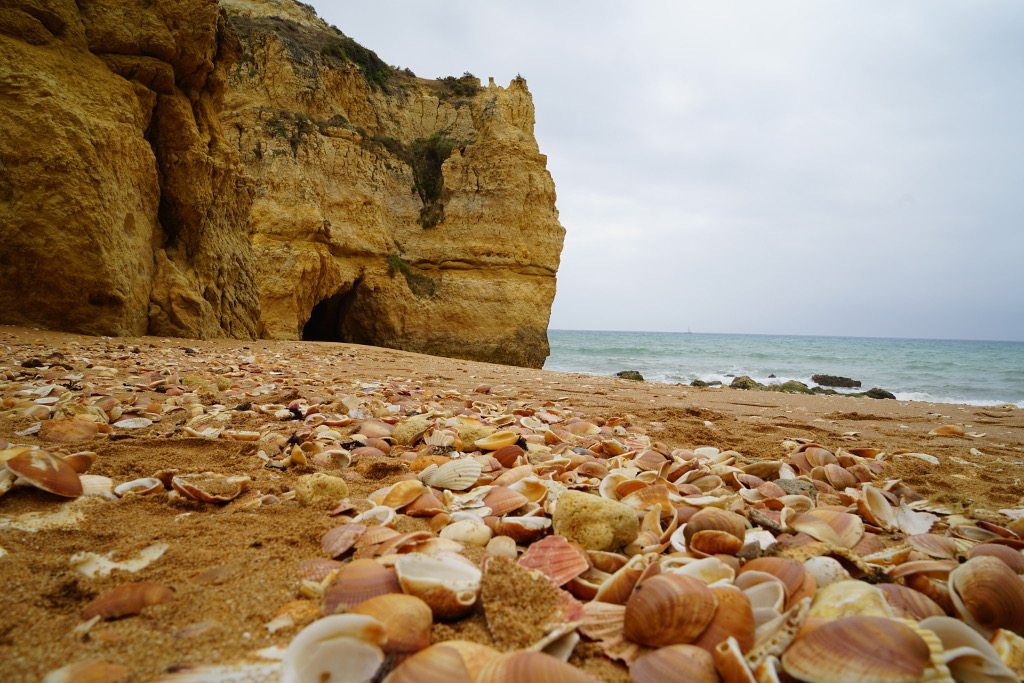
(419, 458, 482, 491)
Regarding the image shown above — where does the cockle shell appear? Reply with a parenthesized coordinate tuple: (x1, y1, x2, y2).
(877, 584, 945, 621)
(630, 644, 718, 683)
(476, 651, 592, 683)
(80, 582, 174, 620)
(394, 552, 482, 619)
(351, 594, 433, 654)
(322, 559, 401, 613)
(781, 616, 930, 683)
(624, 574, 718, 647)
(807, 580, 892, 622)
(968, 543, 1024, 574)
(691, 585, 755, 654)
(482, 486, 528, 516)
(948, 556, 1024, 637)
(171, 472, 249, 503)
(381, 642, 474, 683)
(321, 524, 367, 558)
(281, 614, 386, 683)
(517, 535, 589, 586)
(6, 448, 82, 497)
(419, 458, 482, 491)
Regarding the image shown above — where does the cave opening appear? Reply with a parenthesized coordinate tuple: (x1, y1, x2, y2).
(301, 283, 359, 342)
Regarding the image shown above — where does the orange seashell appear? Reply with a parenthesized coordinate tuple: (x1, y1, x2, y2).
(81, 582, 174, 620)
(781, 615, 930, 683)
(322, 559, 401, 614)
(949, 555, 1024, 637)
(968, 543, 1024, 574)
(406, 490, 446, 517)
(738, 557, 814, 610)
(692, 585, 755, 655)
(358, 419, 394, 438)
(517, 535, 589, 586)
(171, 472, 249, 503)
(474, 431, 519, 451)
(907, 533, 958, 560)
(631, 644, 718, 683)
(322, 524, 367, 559)
(789, 509, 864, 548)
(877, 583, 945, 621)
(382, 642, 474, 683)
(476, 651, 591, 683)
(492, 444, 525, 468)
(689, 529, 744, 556)
(624, 574, 718, 647)
(39, 418, 100, 444)
(6, 448, 83, 497)
(483, 486, 529, 517)
(297, 558, 344, 582)
(352, 593, 433, 654)
(61, 451, 97, 474)
(495, 516, 551, 544)
(683, 508, 747, 547)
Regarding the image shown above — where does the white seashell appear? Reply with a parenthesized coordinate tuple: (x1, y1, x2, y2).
(78, 475, 116, 499)
(113, 417, 153, 429)
(281, 614, 386, 683)
(919, 616, 1018, 683)
(394, 551, 481, 619)
(351, 506, 396, 526)
(897, 452, 940, 465)
(439, 519, 492, 547)
(114, 477, 164, 497)
(419, 458, 482, 491)
(70, 543, 170, 579)
(803, 556, 850, 589)
(665, 556, 736, 585)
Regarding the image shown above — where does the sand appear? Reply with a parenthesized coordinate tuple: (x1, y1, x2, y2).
(0, 325, 1022, 682)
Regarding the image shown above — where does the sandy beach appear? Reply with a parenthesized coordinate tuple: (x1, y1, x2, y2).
(1, 325, 1022, 681)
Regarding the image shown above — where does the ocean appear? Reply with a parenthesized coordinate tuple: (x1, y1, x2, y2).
(544, 330, 1024, 407)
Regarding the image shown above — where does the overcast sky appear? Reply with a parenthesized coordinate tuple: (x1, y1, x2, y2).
(313, 1, 1024, 341)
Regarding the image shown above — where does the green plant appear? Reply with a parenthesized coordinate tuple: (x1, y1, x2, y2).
(437, 72, 481, 99)
(386, 255, 437, 298)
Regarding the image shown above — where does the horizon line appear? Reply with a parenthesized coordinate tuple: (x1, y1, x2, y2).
(547, 327, 1024, 344)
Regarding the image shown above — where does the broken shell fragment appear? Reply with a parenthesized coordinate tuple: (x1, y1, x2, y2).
(321, 524, 367, 559)
(114, 477, 164, 497)
(394, 552, 482, 619)
(281, 614, 386, 683)
(171, 472, 249, 503)
(80, 582, 174, 620)
(6, 448, 82, 498)
(624, 573, 718, 647)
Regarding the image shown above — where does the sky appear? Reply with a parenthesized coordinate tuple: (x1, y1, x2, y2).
(311, 1, 1024, 341)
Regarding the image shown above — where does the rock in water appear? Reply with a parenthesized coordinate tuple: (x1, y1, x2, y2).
(812, 374, 863, 388)
(615, 370, 644, 381)
(864, 387, 897, 400)
(730, 376, 761, 390)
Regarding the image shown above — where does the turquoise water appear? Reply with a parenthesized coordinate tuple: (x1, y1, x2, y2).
(544, 330, 1024, 407)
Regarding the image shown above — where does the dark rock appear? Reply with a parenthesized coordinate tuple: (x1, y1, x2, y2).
(778, 380, 813, 394)
(730, 376, 761, 390)
(691, 379, 722, 387)
(20, 358, 44, 368)
(864, 387, 896, 400)
(811, 387, 839, 395)
(615, 370, 644, 382)
(812, 374, 862, 388)
(768, 373, 776, 378)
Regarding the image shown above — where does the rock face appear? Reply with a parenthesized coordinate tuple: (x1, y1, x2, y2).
(0, 0, 564, 368)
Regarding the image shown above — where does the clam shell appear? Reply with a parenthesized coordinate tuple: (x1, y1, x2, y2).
(406, 490, 446, 517)
(322, 559, 401, 614)
(80, 582, 174, 620)
(485, 535, 518, 559)
(517, 535, 589, 586)
(624, 573, 718, 647)
(877, 583, 945, 621)
(593, 553, 655, 604)
(377, 480, 426, 509)
(281, 614, 386, 683)
(476, 651, 592, 683)
(492, 444, 526, 468)
(474, 431, 519, 451)
(789, 509, 864, 549)
(114, 477, 164, 497)
(919, 616, 1019, 683)
(395, 552, 482, 619)
(171, 472, 249, 503)
(495, 515, 551, 543)
(948, 556, 1024, 637)
(691, 585, 755, 655)
(419, 458, 482, 491)
(630, 644, 718, 683)
(857, 484, 896, 530)
(321, 524, 367, 559)
(439, 519, 493, 547)
(382, 643, 474, 683)
(6, 448, 82, 497)
(351, 593, 433, 654)
(782, 615, 930, 683)
(39, 418, 100, 443)
(667, 556, 736, 586)
(689, 529, 744, 556)
(908, 533, 958, 560)
(61, 451, 97, 474)
(968, 543, 1024, 574)
(739, 558, 815, 610)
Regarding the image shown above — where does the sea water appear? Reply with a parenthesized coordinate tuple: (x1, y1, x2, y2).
(544, 330, 1024, 407)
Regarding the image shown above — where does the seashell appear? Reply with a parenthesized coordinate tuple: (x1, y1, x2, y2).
(439, 519, 492, 547)
(739, 558, 815, 610)
(735, 571, 786, 625)
(630, 644, 718, 683)
(803, 556, 849, 589)
(476, 651, 592, 683)
(382, 642, 474, 683)
(877, 583, 945, 621)
(322, 559, 401, 613)
(822, 463, 858, 490)
(990, 629, 1024, 679)
(908, 533, 958, 560)
(43, 659, 129, 683)
(807, 580, 892, 622)
(893, 501, 938, 536)
(439, 640, 503, 680)
(70, 543, 169, 579)
(746, 597, 811, 669)
(968, 543, 1024, 574)
(297, 558, 344, 582)
(782, 616, 930, 683)
(419, 458, 482, 491)
(394, 552, 482, 619)
(352, 505, 396, 526)
(592, 553, 655, 604)
(483, 486, 528, 517)
(171, 472, 249, 503)
(689, 529, 744, 556)
(492, 444, 526, 468)
(517, 535, 589, 586)
(357, 419, 393, 439)
(281, 614, 386, 683)
(80, 581, 174, 620)
(392, 414, 433, 446)
(857, 484, 896, 530)
(78, 474, 115, 499)
(114, 477, 164, 497)
(406, 490, 446, 517)
(375, 480, 426, 509)
(929, 424, 965, 437)
(683, 507, 746, 541)
(495, 515, 551, 544)
(321, 524, 367, 558)
(789, 509, 864, 549)
(712, 636, 756, 682)
(60, 451, 97, 474)
(919, 616, 1019, 683)
(948, 556, 1024, 637)
(485, 535, 518, 559)
(39, 418, 100, 443)
(474, 431, 519, 451)
(354, 524, 401, 551)
(691, 585, 754, 654)
(351, 593, 433, 654)
(624, 573, 718, 647)
(667, 556, 735, 586)
(6, 448, 82, 497)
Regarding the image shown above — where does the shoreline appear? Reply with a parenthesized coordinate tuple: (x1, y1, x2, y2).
(1, 325, 1022, 680)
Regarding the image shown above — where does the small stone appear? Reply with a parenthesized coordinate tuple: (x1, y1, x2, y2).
(293, 473, 349, 506)
(552, 490, 638, 552)
(864, 387, 896, 400)
(773, 479, 816, 497)
(615, 370, 644, 381)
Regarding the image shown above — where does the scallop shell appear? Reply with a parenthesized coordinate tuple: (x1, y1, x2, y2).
(322, 559, 401, 614)
(297, 559, 344, 582)
(394, 552, 482, 619)
(624, 574, 718, 647)
(419, 459, 482, 491)
(517, 535, 589, 586)
(351, 593, 433, 654)
(877, 583, 945, 621)
(281, 614, 386, 683)
(476, 651, 592, 683)
(630, 644, 718, 683)
(321, 524, 367, 559)
(782, 615, 930, 683)
(948, 556, 1024, 637)
(6, 448, 82, 497)
(789, 509, 864, 549)
(483, 486, 528, 517)
(80, 582, 174, 620)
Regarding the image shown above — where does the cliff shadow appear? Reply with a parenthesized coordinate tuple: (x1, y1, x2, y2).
(301, 281, 360, 342)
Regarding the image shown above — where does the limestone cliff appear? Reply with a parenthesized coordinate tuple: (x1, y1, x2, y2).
(0, 0, 564, 367)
